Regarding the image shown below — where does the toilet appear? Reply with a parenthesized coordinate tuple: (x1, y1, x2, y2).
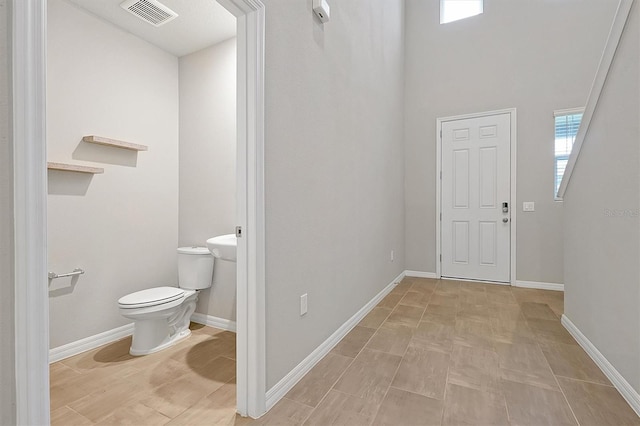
(118, 246, 213, 356)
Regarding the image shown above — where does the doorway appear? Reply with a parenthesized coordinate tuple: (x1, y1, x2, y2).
(436, 109, 517, 284)
(11, 0, 266, 423)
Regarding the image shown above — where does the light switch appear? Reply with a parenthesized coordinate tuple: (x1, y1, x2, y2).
(523, 202, 535, 212)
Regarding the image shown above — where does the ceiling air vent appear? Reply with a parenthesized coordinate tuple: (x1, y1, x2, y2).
(120, 0, 178, 27)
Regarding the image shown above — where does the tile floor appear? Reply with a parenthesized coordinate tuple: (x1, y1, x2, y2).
(51, 277, 640, 425)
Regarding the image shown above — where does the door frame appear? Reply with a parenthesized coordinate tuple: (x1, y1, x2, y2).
(436, 108, 517, 285)
(11, 0, 267, 423)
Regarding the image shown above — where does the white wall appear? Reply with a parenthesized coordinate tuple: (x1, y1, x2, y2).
(404, 0, 617, 283)
(564, 1, 640, 392)
(263, 0, 406, 388)
(179, 38, 237, 321)
(0, 0, 16, 422)
(47, 0, 179, 348)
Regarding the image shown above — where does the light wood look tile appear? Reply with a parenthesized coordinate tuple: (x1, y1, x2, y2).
(358, 306, 392, 329)
(521, 302, 560, 320)
(448, 344, 502, 395)
(51, 285, 639, 426)
(68, 379, 148, 422)
(167, 381, 237, 426)
(302, 390, 378, 426)
(94, 402, 172, 425)
(494, 341, 559, 390)
(141, 356, 235, 418)
(391, 343, 450, 399)
(285, 353, 353, 407)
(399, 290, 432, 307)
(422, 304, 457, 326)
(442, 383, 509, 426)
(540, 341, 610, 384)
(413, 320, 454, 353)
(333, 349, 402, 402)
(452, 317, 495, 349)
(557, 377, 640, 426)
(502, 379, 578, 426)
(330, 326, 375, 358)
(50, 406, 93, 426)
(377, 292, 403, 309)
(385, 304, 425, 328)
(527, 318, 578, 345)
(374, 387, 443, 426)
(365, 322, 414, 355)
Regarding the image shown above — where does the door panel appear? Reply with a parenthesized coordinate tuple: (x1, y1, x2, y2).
(441, 113, 511, 283)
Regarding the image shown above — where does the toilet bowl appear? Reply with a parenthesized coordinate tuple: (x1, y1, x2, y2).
(118, 246, 213, 356)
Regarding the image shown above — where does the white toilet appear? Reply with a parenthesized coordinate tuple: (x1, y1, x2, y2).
(118, 246, 213, 356)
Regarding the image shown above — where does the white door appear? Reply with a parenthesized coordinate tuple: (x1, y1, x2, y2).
(441, 112, 511, 283)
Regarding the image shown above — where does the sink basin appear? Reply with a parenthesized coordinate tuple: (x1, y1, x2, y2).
(206, 234, 237, 262)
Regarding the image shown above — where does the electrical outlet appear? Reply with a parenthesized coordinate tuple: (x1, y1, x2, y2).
(300, 293, 308, 316)
(390, 250, 395, 262)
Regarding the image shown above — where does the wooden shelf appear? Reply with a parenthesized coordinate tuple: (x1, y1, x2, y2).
(82, 135, 148, 152)
(47, 162, 104, 174)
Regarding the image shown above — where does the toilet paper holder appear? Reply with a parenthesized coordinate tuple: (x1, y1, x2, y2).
(48, 268, 85, 280)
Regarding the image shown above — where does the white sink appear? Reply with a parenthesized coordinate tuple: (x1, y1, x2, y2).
(206, 234, 237, 262)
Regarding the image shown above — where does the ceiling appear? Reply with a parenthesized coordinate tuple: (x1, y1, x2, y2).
(65, 0, 237, 57)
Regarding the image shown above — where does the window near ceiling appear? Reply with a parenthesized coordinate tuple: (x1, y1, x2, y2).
(440, 0, 483, 24)
(554, 108, 584, 200)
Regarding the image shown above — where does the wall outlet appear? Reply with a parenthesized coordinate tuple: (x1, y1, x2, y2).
(300, 293, 308, 316)
(390, 250, 395, 262)
(523, 202, 535, 212)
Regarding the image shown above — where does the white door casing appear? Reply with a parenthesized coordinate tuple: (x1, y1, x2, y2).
(440, 111, 513, 283)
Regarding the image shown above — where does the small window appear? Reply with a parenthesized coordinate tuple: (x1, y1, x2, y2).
(440, 0, 483, 24)
(554, 108, 584, 199)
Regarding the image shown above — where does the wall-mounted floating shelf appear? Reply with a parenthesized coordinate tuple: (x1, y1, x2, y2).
(47, 162, 104, 174)
(82, 135, 148, 152)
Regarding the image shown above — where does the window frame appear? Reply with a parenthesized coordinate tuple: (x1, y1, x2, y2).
(554, 107, 585, 201)
(440, 0, 483, 24)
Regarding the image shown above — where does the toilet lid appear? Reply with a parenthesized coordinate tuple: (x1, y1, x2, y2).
(118, 286, 185, 309)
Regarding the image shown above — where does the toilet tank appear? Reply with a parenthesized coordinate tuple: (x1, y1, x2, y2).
(177, 247, 214, 290)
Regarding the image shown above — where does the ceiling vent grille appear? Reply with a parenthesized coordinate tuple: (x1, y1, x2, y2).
(120, 0, 178, 27)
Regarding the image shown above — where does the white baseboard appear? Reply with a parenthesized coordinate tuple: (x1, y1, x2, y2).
(49, 323, 134, 364)
(515, 280, 564, 292)
(265, 270, 405, 410)
(191, 313, 237, 333)
(404, 270, 438, 279)
(561, 315, 640, 417)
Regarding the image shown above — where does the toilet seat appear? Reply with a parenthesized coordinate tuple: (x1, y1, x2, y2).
(118, 286, 185, 309)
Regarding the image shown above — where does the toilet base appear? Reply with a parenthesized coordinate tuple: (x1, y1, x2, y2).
(130, 327, 192, 356)
(127, 291, 198, 356)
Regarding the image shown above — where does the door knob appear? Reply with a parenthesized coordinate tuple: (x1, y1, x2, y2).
(502, 218, 509, 223)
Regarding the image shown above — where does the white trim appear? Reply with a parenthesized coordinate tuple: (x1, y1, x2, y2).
(515, 280, 564, 292)
(49, 324, 134, 364)
(562, 314, 640, 417)
(404, 270, 438, 279)
(265, 271, 405, 411)
(557, 0, 634, 199)
(191, 313, 237, 332)
(217, 0, 266, 418)
(436, 108, 517, 286)
(553, 107, 585, 118)
(12, 0, 50, 425)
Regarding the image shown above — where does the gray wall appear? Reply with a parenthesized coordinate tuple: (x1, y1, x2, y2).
(47, 0, 179, 348)
(264, 0, 406, 388)
(404, 0, 617, 283)
(564, 2, 640, 392)
(179, 38, 237, 321)
(0, 0, 16, 422)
